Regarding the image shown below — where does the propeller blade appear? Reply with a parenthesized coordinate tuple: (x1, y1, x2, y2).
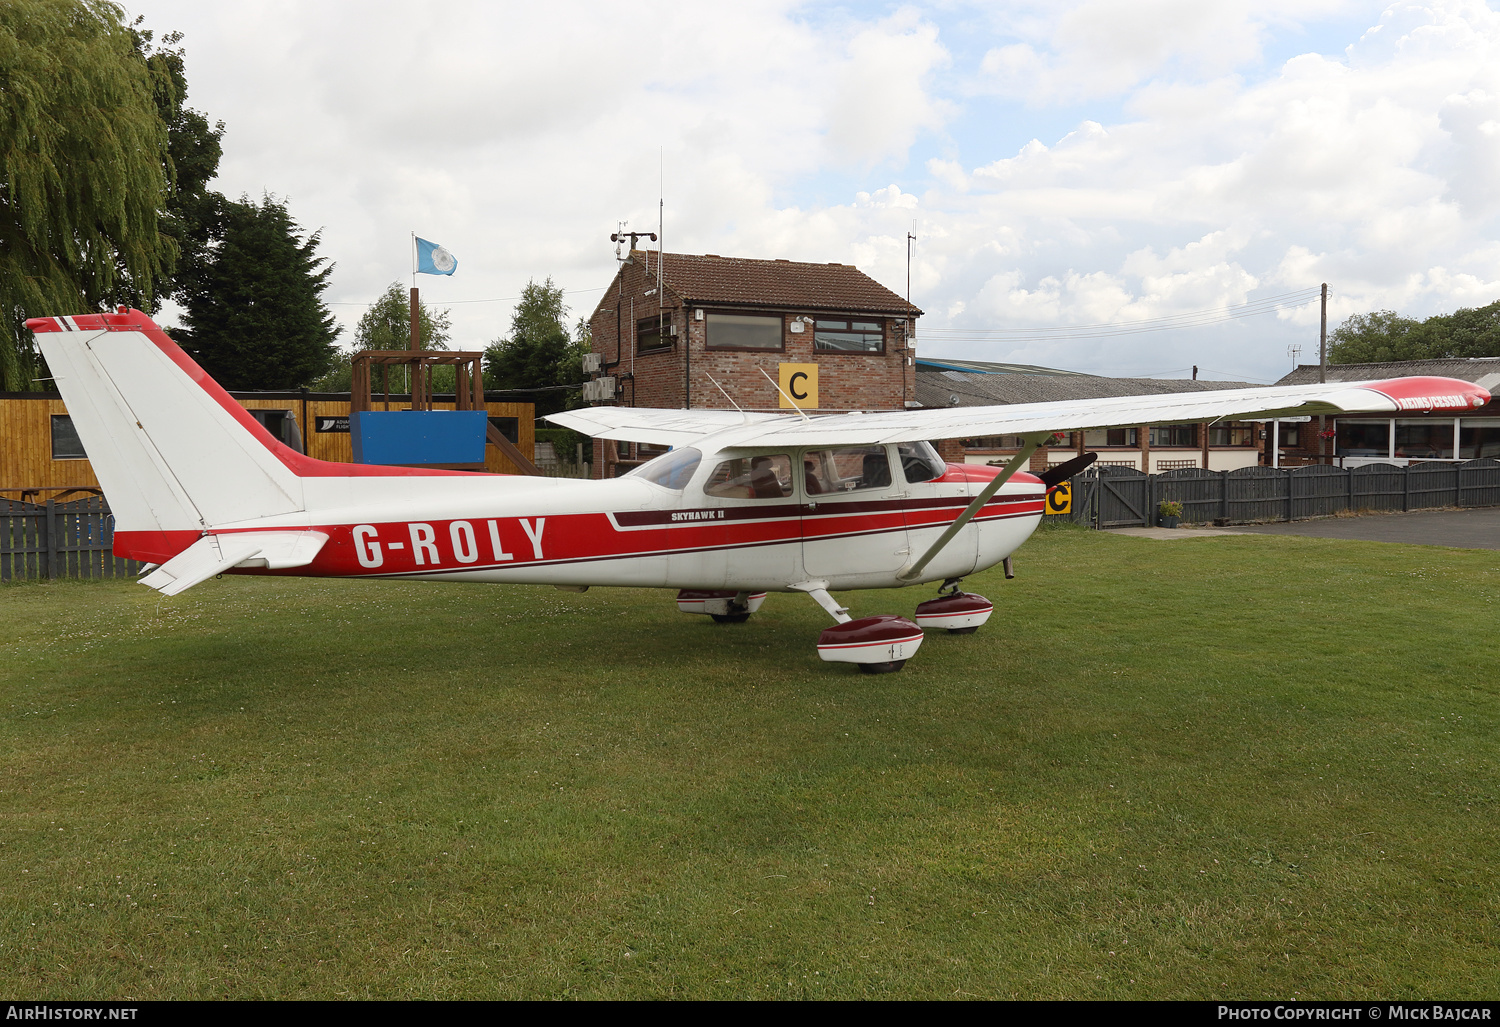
(1038, 452, 1097, 488)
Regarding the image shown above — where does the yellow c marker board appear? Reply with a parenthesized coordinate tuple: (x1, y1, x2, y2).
(779, 363, 818, 410)
(1046, 483, 1072, 515)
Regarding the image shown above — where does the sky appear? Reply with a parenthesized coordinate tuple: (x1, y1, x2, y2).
(129, 0, 1500, 384)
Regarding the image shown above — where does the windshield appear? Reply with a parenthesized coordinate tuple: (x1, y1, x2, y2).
(626, 447, 702, 490)
(898, 441, 947, 483)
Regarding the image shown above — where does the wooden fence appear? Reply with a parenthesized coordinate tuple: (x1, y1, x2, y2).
(1, 496, 144, 581)
(1052, 459, 1500, 529)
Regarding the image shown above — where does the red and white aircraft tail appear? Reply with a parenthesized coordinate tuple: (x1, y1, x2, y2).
(29, 309, 486, 593)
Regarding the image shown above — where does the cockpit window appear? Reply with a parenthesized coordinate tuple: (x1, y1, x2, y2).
(627, 447, 702, 490)
(704, 454, 793, 499)
(803, 446, 892, 494)
(898, 441, 947, 483)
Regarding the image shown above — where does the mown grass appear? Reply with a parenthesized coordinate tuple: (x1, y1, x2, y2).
(2, 525, 1497, 1000)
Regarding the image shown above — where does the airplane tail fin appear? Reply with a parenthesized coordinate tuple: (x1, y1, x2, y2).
(29, 310, 311, 562)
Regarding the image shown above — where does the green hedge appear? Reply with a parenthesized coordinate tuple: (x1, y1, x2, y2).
(535, 427, 589, 463)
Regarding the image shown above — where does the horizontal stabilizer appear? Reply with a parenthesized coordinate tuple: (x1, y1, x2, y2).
(139, 535, 264, 596)
(137, 531, 328, 596)
(225, 530, 329, 570)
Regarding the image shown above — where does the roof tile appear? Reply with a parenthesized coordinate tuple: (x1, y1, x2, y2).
(641, 250, 921, 315)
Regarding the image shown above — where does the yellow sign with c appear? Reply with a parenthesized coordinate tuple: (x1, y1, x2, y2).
(778, 363, 819, 410)
(1046, 483, 1072, 515)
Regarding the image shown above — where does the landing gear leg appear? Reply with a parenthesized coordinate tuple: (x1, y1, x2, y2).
(792, 582, 924, 673)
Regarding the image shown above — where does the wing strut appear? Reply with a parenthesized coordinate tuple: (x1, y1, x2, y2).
(898, 434, 1047, 583)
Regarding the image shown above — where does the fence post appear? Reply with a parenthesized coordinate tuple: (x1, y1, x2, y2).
(1285, 469, 1293, 522)
(1403, 466, 1410, 512)
(1346, 465, 1353, 513)
(1145, 473, 1155, 528)
(44, 499, 57, 581)
(1220, 470, 1229, 522)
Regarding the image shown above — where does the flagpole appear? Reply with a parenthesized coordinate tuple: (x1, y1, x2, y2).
(409, 232, 418, 404)
(409, 232, 419, 353)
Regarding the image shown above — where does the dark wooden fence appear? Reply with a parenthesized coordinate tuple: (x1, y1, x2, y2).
(1, 496, 144, 581)
(1053, 459, 1500, 529)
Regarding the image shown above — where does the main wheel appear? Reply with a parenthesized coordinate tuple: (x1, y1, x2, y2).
(857, 660, 907, 674)
(711, 612, 752, 624)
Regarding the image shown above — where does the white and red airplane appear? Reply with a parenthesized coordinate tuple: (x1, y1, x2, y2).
(28, 309, 1492, 673)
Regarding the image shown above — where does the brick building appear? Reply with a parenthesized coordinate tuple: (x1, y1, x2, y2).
(586, 250, 920, 476)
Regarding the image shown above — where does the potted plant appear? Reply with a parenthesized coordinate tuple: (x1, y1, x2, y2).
(1157, 499, 1183, 528)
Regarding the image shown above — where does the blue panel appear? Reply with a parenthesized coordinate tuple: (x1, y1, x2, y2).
(351, 410, 488, 465)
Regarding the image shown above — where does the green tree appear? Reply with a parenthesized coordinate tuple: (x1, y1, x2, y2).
(355, 281, 452, 351)
(1330, 300, 1500, 364)
(178, 195, 339, 390)
(308, 283, 453, 392)
(0, 0, 175, 389)
(1439, 299, 1500, 358)
(127, 22, 225, 308)
(484, 278, 587, 416)
(1328, 310, 1429, 363)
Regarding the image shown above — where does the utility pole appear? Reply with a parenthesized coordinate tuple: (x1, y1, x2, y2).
(1318, 282, 1329, 463)
(1319, 283, 1328, 383)
(906, 222, 916, 304)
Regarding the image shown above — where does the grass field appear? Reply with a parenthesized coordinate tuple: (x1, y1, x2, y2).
(2, 525, 1498, 1000)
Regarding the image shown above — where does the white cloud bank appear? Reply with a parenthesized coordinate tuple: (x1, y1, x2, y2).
(128, 0, 1500, 381)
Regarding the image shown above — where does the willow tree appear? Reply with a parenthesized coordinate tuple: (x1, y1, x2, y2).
(0, 0, 175, 389)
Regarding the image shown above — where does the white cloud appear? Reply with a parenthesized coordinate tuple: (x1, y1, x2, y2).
(977, 0, 1358, 105)
(825, 8, 953, 164)
(119, 1, 1500, 381)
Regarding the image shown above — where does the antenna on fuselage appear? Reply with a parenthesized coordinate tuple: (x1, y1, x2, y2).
(759, 367, 812, 422)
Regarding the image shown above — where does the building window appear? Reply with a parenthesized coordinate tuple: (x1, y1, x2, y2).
(248, 409, 304, 453)
(50, 414, 86, 460)
(488, 416, 519, 444)
(814, 318, 883, 353)
(1335, 419, 1388, 456)
(1395, 418, 1454, 459)
(1148, 424, 1197, 447)
(637, 314, 673, 352)
(706, 313, 781, 350)
(1082, 428, 1139, 448)
(1208, 421, 1256, 447)
(964, 435, 1031, 449)
(1460, 418, 1500, 459)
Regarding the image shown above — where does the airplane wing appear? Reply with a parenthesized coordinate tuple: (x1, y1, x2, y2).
(547, 376, 1490, 447)
(545, 406, 784, 445)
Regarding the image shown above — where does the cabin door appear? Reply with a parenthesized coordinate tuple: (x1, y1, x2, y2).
(799, 445, 911, 579)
